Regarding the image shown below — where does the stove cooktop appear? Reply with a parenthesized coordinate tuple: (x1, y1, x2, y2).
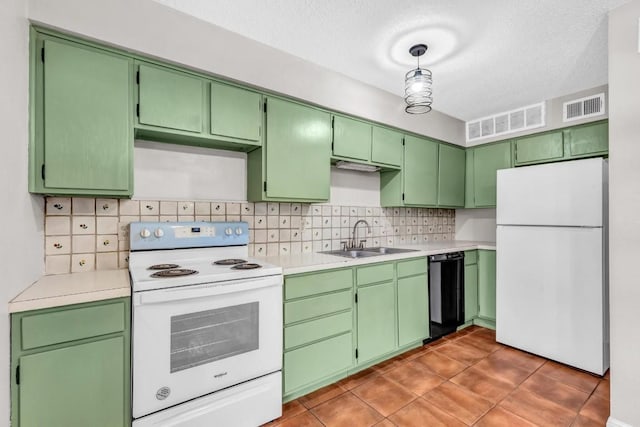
(129, 247, 281, 293)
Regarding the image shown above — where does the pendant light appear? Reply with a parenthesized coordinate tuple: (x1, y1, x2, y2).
(405, 44, 433, 114)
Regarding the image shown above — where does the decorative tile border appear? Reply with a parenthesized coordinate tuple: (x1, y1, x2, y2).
(43, 197, 455, 274)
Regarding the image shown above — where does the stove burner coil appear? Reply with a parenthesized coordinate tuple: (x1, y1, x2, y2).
(150, 269, 198, 278)
(231, 263, 262, 270)
(213, 259, 248, 266)
(148, 264, 180, 270)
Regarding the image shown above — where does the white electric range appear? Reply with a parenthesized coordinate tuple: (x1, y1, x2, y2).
(129, 221, 282, 427)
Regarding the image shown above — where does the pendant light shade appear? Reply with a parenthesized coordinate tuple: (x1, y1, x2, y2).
(405, 44, 433, 114)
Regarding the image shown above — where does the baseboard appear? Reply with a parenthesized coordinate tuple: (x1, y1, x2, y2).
(607, 416, 634, 427)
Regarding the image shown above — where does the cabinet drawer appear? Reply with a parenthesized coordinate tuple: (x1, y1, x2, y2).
(21, 301, 126, 350)
(284, 311, 352, 350)
(284, 332, 352, 393)
(285, 269, 352, 300)
(356, 263, 394, 286)
(284, 290, 352, 324)
(397, 258, 427, 278)
(464, 250, 477, 265)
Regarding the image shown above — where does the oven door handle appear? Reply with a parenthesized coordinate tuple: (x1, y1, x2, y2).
(134, 275, 282, 306)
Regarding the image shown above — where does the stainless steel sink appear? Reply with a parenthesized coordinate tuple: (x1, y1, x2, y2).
(361, 247, 419, 255)
(320, 247, 419, 258)
(320, 249, 383, 259)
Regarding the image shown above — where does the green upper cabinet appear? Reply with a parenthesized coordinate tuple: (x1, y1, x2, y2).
(404, 135, 439, 206)
(472, 141, 512, 207)
(137, 63, 204, 133)
(248, 97, 331, 202)
(567, 120, 608, 158)
(332, 115, 371, 162)
(437, 144, 465, 207)
(514, 130, 564, 166)
(210, 81, 262, 145)
(371, 126, 403, 167)
(30, 36, 133, 196)
(464, 149, 475, 208)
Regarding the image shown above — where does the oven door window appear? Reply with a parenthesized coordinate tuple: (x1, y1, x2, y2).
(170, 302, 259, 373)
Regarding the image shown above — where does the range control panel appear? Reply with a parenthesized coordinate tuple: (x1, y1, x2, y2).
(130, 221, 249, 250)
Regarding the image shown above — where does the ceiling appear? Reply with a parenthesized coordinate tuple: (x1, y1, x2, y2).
(152, 0, 627, 121)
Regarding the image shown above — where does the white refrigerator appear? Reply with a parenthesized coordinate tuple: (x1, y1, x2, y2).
(496, 157, 609, 375)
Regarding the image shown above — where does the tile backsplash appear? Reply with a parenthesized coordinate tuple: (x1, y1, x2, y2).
(43, 197, 455, 275)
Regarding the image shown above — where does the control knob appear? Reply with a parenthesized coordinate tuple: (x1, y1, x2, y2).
(235, 227, 244, 235)
(154, 228, 164, 238)
(140, 228, 151, 238)
(225, 227, 234, 236)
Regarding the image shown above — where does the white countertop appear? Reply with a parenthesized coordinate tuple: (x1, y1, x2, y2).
(256, 240, 496, 275)
(9, 269, 131, 313)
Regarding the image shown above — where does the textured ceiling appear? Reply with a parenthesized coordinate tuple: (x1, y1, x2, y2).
(152, 0, 627, 121)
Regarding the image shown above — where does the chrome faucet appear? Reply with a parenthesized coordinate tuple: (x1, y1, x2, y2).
(349, 219, 371, 249)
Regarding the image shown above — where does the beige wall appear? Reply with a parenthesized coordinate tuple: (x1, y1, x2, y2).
(28, 0, 465, 145)
(608, 2, 640, 426)
(0, 0, 45, 424)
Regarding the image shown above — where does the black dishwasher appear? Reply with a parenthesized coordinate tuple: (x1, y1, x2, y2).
(426, 252, 465, 342)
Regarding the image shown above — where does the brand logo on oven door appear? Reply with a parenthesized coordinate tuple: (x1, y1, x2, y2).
(156, 387, 171, 400)
(214, 372, 228, 379)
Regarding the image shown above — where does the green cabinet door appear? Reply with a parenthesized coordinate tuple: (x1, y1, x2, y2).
(465, 149, 475, 208)
(19, 336, 126, 427)
(404, 136, 438, 206)
(514, 131, 564, 165)
(397, 275, 429, 346)
(39, 39, 132, 194)
(464, 264, 479, 322)
(437, 144, 465, 207)
(138, 63, 204, 133)
(332, 116, 372, 161)
(210, 82, 262, 144)
(477, 250, 496, 321)
(371, 126, 403, 167)
(357, 282, 396, 364)
(265, 98, 331, 200)
(473, 142, 512, 207)
(568, 120, 608, 157)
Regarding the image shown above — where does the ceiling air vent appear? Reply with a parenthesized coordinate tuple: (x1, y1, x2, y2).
(563, 93, 605, 122)
(466, 102, 545, 143)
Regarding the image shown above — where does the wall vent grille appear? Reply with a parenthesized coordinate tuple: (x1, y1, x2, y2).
(466, 102, 545, 143)
(563, 93, 605, 122)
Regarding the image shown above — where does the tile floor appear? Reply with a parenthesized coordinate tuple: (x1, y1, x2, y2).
(264, 326, 610, 427)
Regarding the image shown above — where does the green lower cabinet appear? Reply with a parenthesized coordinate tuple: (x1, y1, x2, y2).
(356, 281, 396, 364)
(11, 298, 130, 427)
(464, 263, 479, 323)
(284, 332, 353, 394)
(397, 275, 429, 346)
(477, 250, 497, 324)
(20, 337, 125, 427)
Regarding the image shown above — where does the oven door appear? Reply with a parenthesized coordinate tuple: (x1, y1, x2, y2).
(132, 275, 283, 419)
